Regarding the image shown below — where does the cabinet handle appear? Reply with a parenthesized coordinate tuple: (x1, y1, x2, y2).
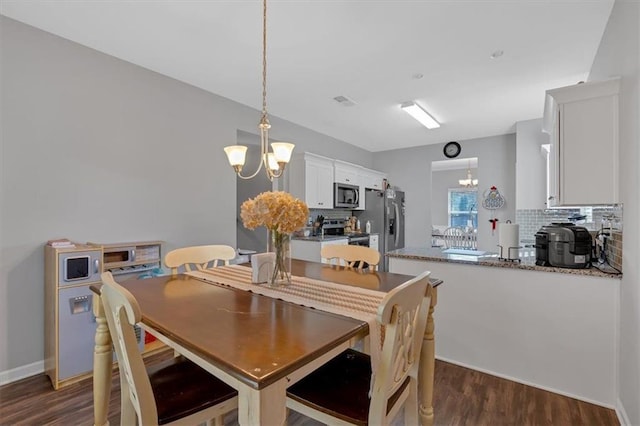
(318, 202, 323, 205)
(548, 196, 555, 201)
(346, 178, 350, 182)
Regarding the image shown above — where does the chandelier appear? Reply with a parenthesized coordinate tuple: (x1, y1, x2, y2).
(459, 161, 478, 187)
(223, 0, 294, 180)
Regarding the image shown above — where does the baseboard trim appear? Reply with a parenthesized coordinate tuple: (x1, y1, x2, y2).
(616, 398, 631, 426)
(0, 360, 44, 386)
(435, 355, 616, 410)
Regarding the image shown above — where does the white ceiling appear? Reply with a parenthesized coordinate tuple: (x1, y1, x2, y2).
(0, 0, 614, 153)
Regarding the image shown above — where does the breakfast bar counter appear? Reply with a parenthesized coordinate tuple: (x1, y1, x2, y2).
(387, 246, 621, 278)
(387, 245, 620, 407)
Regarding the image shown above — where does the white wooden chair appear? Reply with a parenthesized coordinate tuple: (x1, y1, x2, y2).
(164, 245, 236, 275)
(442, 226, 469, 249)
(286, 271, 431, 425)
(100, 272, 238, 425)
(320, 244, 381, 271)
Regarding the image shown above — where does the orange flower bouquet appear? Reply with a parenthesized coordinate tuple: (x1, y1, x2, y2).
(241, 191, 309, 285)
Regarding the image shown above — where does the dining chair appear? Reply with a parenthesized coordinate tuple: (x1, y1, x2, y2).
(286, 270, 431, 425)
(442, 226, 468, 249)
(100, 272, 238, 425)
(164, 244, 236, 275)
(321, 244, 381, 271)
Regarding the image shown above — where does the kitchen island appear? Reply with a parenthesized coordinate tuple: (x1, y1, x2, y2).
(387, 246, 621, 278)
(387, 245, 621, 409)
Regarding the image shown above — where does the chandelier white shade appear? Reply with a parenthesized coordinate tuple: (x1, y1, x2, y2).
(223, 0, 294, 180)
(400, 101, 440, 129)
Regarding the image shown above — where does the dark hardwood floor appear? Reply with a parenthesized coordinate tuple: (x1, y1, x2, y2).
(0, 351, 619, 426)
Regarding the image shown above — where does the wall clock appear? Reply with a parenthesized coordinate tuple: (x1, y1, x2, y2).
(443, 141, 461, 158)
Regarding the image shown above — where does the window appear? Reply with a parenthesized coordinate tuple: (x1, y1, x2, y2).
(448, 189, 478, 228)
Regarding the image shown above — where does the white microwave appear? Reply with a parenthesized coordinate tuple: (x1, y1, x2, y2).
(334, 183, 359, 208)
(59, 251, 102, 285)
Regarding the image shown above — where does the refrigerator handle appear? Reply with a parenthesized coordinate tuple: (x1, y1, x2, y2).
(393, 201, 400, 246)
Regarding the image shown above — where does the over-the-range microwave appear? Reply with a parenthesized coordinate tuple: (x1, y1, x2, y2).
(334, 182, 359, 208)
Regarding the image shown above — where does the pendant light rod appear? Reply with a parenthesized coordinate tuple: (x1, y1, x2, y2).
(223, 0, 294, 181)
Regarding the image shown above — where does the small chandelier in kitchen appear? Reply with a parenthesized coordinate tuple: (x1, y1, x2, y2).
(223, 0, 294, 181)
(459, 162, 478, 188)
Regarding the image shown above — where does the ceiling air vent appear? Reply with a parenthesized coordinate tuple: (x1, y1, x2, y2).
(333, 95, 357, 107)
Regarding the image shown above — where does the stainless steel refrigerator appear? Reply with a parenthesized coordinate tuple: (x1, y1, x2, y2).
(358, 189, 405, 271)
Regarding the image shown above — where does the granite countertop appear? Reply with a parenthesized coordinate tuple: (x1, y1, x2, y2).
(292, 235, 350, 242)
(386, 246, 621, 278)
(292, 231, 372, 242)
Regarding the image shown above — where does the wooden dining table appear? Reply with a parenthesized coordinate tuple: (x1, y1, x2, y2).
(91, 259, 441, 426)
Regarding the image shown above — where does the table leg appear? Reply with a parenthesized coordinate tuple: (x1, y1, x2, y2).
(237, 380, 287, 426)
(92, 292, 113, 426)
(419, 286, 437, 426)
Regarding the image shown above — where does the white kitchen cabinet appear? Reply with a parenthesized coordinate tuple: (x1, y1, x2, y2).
(543, 78, 620, 206)
(291, 238, 348, 263)
(289, 153, 334, 209)
(360, 168, 387, 191)
(333, 160, 360, 185)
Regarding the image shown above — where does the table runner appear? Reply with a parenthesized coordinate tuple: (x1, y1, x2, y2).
(187, 265, 385, 375)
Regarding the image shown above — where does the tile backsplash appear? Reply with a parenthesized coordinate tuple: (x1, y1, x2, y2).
(515, 205, 624, 271)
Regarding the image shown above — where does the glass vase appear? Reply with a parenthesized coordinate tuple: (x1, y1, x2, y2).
(268, 230, 291, 286)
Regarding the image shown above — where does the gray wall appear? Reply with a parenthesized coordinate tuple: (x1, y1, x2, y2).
(431, 167, 478, 227)
(372, 134, 516, 252)
(515, 118, 548, 210)
(235, 133, 271, 253)
(0, 17, 372, 373)
(588, 1, 640, 424)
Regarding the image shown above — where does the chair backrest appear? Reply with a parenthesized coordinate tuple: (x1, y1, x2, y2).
(164, 245, 236, 275)
(443, 226, 468, 248)
(369, 270, 431, 425)
(320, 244, 381, 271)
(100, 271, 159, 425)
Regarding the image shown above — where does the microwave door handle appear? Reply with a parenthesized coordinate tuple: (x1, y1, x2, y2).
(355, 189, 359, 206)
(94, 258, 100, 274)
(131, 249, 136, 262)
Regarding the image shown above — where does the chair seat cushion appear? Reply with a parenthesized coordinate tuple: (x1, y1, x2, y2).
(147, 356, 237, 425)
(287, 349, 411, 426)
(287, 349, 372, 425)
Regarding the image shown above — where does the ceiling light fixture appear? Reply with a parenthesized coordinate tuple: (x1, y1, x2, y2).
(223, 0, 294, 181)
(400, 101, 440, 129)
(459, 161, 478, 187)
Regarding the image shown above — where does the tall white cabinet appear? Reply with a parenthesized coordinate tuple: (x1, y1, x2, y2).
(543, 78, 620, 206)
(289, 153, 334, 209)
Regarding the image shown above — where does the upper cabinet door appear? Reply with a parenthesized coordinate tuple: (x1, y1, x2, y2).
(334, 161, 360, 185)
(289, 153, 334, 209)
(307, 159, 334, 208)
(360, 168, 387, 191)
(544, 78, 619, 206)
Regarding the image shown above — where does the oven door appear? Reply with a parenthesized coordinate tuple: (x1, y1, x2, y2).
(348, 236, 370, 247)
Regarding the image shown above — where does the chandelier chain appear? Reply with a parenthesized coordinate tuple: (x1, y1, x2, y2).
(223, 0, 294, 181)
(261, 0, 268, 122)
